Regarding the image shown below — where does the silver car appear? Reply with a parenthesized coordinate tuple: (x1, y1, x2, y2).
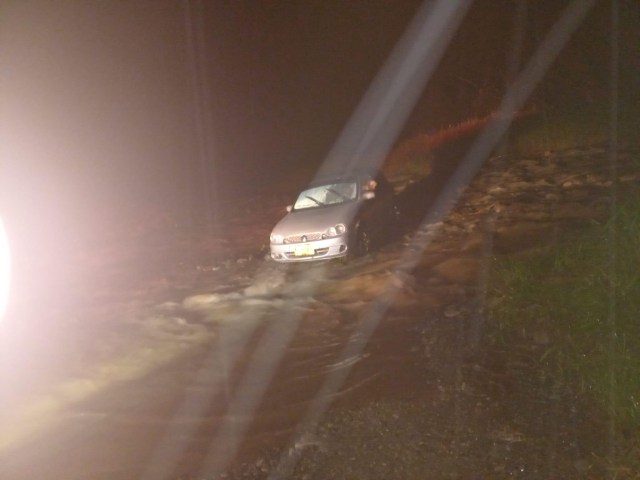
(269, 171, 398, 262)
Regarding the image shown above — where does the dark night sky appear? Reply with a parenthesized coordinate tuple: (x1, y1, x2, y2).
(1, 0, 636, 252)
(0, 1, 426, 228)
(199, 1, 422, 178)
(0, 0, 442, 276)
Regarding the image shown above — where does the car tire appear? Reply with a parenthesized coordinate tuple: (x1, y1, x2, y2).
(354, 226, 371, 256)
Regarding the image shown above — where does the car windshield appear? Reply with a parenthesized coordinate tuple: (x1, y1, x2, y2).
(293, 181, 357, 210)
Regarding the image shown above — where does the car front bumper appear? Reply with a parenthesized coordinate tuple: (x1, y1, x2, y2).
(270, 235, 349, 262)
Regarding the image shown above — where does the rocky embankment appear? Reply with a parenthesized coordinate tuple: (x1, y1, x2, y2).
(219, 145, 639, 480)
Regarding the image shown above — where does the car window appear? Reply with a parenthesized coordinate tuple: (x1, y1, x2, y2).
(293, 181, 357, 210)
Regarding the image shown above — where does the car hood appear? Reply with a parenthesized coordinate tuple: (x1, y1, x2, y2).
(272, 201, 361, 237)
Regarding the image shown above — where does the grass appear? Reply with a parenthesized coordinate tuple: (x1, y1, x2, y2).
(386, 94, 640, 474)
(486, 199, 640, 474)
(482, 98, 639, 475)
(508, 100, 640, 154)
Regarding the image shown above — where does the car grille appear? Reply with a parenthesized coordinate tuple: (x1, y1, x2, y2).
(284, 232, 323, 243)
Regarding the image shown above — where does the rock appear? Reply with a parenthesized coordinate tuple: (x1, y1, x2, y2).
(519, 210, 552, 222)
(319, 273, 393, 303)
(552, 202, 605, 221)
(544, 192, 561, 201)
(182, 293, 223, 311)
(561, 179, 583, 188)
(432, 257, 481, 284)
(488, 186, 508, 195)
(461, 232, 485, 253)
(532, 330, 550, 345)
(574, 458, 589, 473)
(443, 304, 463, 318)
(494, 223, 555, 253)
(243, 269, 286, 296)
(492, 202, 506, 213)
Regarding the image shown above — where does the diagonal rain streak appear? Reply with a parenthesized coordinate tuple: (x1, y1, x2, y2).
(196, 264, 329, 477)
(270, 0, 596, 477)
(144, 1, 473, 478)
(140, 306, 264, 480)
(140, 2, 230, 477)
(141, 264, 329, 480)
(194, 1, 474, 477)
(146, 0, 596, 478)
(606, 0, 620, 462)
(318, 0, 473, 178)
(0, 218, 10, 323)
(186, 0, 220, 233)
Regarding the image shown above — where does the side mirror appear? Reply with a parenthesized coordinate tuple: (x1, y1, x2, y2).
(286, 205, 293, 213)
(362, 191, 375, 200)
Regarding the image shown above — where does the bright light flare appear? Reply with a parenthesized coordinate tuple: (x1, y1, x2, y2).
(0, 217, 11, 322)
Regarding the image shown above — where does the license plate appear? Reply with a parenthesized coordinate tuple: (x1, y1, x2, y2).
(293, 244, 315, 256)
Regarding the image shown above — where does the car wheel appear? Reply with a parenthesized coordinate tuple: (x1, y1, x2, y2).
(354, 226, 371, 256)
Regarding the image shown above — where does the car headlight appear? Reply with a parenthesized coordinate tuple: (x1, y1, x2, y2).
(324, 224, 346, 238)
(270, 233, 284, 244)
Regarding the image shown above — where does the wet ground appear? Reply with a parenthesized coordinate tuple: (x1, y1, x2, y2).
(1, 144, 638, 479)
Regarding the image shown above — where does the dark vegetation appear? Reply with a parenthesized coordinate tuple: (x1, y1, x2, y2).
(400, 0, 638, 135)
(375, 2, 640, 474)
(486, 198, 640, 476)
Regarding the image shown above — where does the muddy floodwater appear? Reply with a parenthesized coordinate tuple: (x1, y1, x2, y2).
(1, 145, 639, 479)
